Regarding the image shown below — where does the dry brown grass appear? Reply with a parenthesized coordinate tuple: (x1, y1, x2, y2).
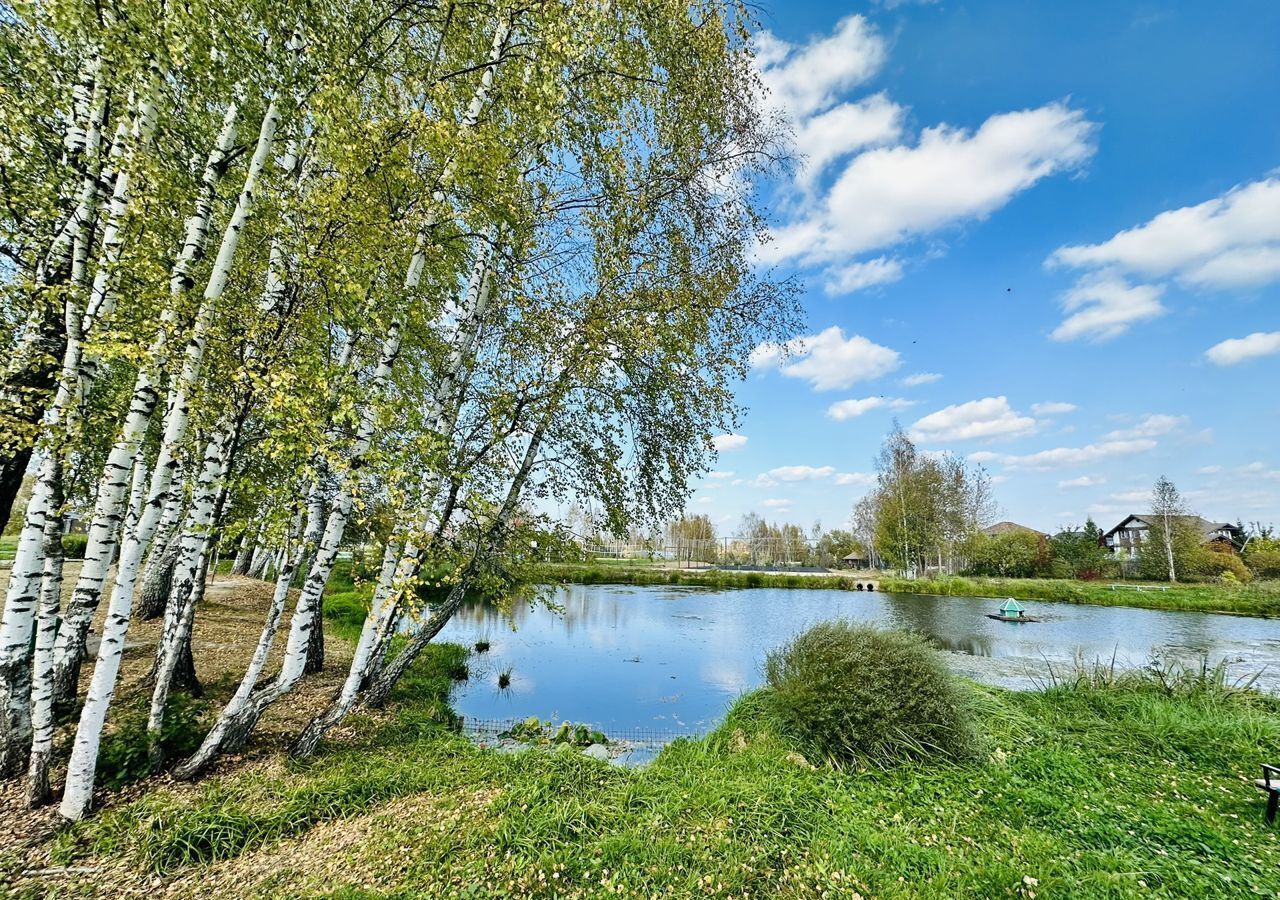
(0, 572, 357, 884)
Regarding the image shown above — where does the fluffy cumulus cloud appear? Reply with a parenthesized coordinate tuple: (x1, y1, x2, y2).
(826, 396, 913, 421)
(706, 470, 735, 480)
(1031, 401, 1077, 415)
(751, 326, 900, 391)
(712, 433, 748, 452)
(1050, 273, 1166, 342)
(755, 17, 1096, 295)
(902, 372, 942, 387)
(1049, 176, 1280, 340)
(765, 465, 836, 482)
(971, 439, 1156, 471)
(755, 15, 887, 122)
(824, 256, 904, 294)
(1205, 331, 1280, 366)
(761, 498, 793, 510)
(908, 396, 1037, 442)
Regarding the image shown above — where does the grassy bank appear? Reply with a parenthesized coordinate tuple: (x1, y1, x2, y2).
(33, 658, 1280, 897)
(537, 562, 1280, 616)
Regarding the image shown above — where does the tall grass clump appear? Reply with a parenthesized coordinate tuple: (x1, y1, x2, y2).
(764, 622, 978, 766)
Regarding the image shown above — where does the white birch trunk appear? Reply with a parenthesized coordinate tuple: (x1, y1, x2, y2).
(51, 100, 241, 703)
(146, 431, 229, 747)
(290, 541, 402, 757)
(60, 98, 281, 821)
(0, 69, 108, 773)
(174, 509, 312, 779)
(59, 427, 229, 820)
(25, 498, 65, 804)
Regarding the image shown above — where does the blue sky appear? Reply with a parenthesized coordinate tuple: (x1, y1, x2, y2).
(691, 0, 1280, 536)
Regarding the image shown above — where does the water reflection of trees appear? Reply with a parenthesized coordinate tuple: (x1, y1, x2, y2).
(876, 594, 993, 657)
(438, 585, 633, 639)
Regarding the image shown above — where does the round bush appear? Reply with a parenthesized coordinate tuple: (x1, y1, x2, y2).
(764, 622, 977, 766)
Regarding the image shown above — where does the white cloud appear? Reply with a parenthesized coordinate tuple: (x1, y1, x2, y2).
(696, 496, 713, 504)
(908, 396, 1037, 442)
(706, 470, 735, 480)
(765, 465, 836, 482)
(971, 439, 1156, 471)
(752, 326, 900, 391)
(1205, 331, 1280, 366)
(1198, 465, 1222, 475)
(748, 474, 778, 488)
(1048, 177, 1280, 339)
(1059, 475, 1104, 489)
(763, 103, 1098, 271)
(826, 396, 913, 421)
(825, 256, 904, 294)
(1051, 177, 1280, 288)
(1102, 414, 1187, 441)
(712, 434, 748, 452)
(796, 94, 905, 187)
(902, 372, 942, 387)
(1031, 402, 1077, 415)
(755, 16, 887, 121)
(761, 498, 793, 510)
(1050, 273, 1166, 342)
(835, 472, 876, 486)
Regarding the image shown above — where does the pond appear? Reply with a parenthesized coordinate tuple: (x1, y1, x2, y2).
(431, 583, 1280, 740)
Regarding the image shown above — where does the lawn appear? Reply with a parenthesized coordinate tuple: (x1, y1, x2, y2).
(0, 534, 16, 562)
(25, 649, 1280, 898)
(537, 562, 1280, 617)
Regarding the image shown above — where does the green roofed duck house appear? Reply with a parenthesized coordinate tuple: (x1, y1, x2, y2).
(999, 599, 1025, 617)
(987, 598, 1036, 622)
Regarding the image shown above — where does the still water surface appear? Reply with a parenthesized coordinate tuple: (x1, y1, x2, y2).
(432, 584, 1280, 735)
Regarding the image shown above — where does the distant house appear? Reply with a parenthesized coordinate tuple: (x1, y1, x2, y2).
(981, 521, 1047, 539)
(840, 551, 871, 569)
(1101, 514, 1245, 557)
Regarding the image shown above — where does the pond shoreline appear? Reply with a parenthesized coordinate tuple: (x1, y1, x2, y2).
(535, 563, 1280, 617)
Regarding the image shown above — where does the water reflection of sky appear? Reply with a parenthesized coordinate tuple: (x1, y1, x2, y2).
(429, 584, 1280, 735)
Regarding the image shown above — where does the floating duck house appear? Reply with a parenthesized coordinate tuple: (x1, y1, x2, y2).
(998, 598, 1026, 618)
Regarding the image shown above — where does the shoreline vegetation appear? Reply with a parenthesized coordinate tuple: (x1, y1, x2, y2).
(535, 561, 1280, 617)
(5, 572, 1277, 898)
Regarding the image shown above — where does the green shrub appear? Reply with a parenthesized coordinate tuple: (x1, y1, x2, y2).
(1193, 548, 1252, 583)
(61, 533, 89, 559)
(764, 622, 977, 766)
(1245, 546, 1280, 579)
(97, 693, 207, 789)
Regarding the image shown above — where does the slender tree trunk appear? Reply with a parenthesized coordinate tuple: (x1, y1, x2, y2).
(50, 100, 241, 711)
(59, 427, 229, 820)
(175, 505, 315, 779)
(24, 460, 64, 805)
(136, 541, 179, 622)
(290, 541, 402, 757)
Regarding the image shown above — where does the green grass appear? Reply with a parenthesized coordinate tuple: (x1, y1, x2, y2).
(876, 574, 1280, 617)
(537, 562, 1280, 617)
(0, 534, 16, 561)
(44, 659, 1280, 898)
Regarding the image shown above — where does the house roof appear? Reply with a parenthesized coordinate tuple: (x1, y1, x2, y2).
(1102, 514, 1243, 542)
(981, 521, 1047, 538)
